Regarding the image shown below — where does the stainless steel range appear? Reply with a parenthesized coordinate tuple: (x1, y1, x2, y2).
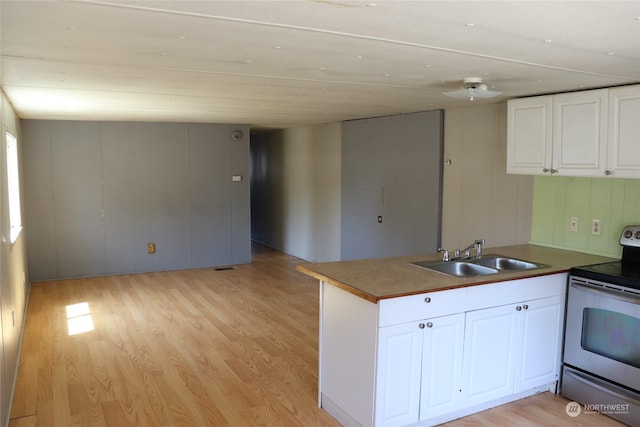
(562, 225, 640, 425)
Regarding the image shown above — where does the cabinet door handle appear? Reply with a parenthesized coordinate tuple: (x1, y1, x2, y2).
(516, 305, 522, 311)
(424, 297, 431, 303)
(542, 168, 549, 173)
(523, 304, 529, 310)
(550, 169, 558, 174)
(419, 323, 426, 329)
(426, 322, 433, 328)
(605, 170, 613, 176)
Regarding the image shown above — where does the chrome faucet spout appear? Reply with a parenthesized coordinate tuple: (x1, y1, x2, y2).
(475, 239, 485, 258)
(454, 239, 486, 260)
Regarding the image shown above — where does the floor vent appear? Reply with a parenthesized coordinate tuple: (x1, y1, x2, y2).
(214, 267, 234, 271)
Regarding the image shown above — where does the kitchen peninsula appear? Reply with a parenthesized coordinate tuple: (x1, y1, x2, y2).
(297, 245, 614, 427)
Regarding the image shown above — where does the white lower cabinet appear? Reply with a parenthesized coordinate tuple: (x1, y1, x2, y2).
(374, 293, 565, 427)
(514, 295, 564, 392)
(375, 321, 423, 427)
(375, 313, 465, 427)
(419, 313, 465, 420)
(463, 296, 564, 405)
(461, 295, 564, 406)
(462, 303, 519, 406)
(319, 274, 567, 427)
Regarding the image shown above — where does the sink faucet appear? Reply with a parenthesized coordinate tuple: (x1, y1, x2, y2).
(437, 248, 450, 262)
(453, 239, 485, 260)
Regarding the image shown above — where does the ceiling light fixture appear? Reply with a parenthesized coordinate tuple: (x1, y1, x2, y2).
(443, 77, 503, 101)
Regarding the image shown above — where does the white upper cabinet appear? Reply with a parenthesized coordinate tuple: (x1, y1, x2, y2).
(607, 85, 640, 178)
(552, 89, 608, 176)
(507, 85, 640, 178)
(507, 96, 553, 175)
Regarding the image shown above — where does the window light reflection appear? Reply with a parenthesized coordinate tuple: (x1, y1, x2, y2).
(66, 302, 95, 336)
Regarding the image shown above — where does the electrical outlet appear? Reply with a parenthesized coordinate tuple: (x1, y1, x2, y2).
(377, 216, 383, 223)
(592, 219, 602, 236)
(570, 217, 579, 232)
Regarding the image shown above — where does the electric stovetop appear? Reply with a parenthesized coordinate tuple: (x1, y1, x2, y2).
(571, 225, 640, 291)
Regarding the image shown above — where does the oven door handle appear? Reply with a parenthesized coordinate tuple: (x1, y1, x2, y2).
(571, 281, 640, 305)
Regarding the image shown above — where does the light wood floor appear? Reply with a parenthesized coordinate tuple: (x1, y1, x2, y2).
(9, 244, 625, 426)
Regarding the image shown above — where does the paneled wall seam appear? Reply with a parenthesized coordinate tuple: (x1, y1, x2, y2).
(49, 122, 60, 279)
(98, 123, 108, 275)
(185, 125, 192, 268)
(227, 128, 234, 264)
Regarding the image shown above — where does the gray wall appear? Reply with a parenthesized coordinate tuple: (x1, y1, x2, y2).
(251, 123, 342, 262)
(23, 120, 251, 281)
(341, 110, 443, 260)
(0, 91, 29, 427)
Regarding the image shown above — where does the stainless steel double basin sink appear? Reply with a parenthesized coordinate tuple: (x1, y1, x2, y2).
(411, 255, 548, 278)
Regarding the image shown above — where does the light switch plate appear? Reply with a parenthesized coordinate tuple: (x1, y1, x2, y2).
(570, 217, 579, 232)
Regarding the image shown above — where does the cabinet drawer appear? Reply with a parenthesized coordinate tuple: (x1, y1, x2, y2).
(378, 288, 466, 327)
(466, 273, 566, 312)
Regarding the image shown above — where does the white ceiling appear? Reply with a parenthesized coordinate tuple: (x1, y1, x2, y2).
(1, 0, 639, 129)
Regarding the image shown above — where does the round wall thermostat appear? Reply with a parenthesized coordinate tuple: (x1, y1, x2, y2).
(231, 130, 243, 141)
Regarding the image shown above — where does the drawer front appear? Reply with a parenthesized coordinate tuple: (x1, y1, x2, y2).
(378, 288, 466, 327)
(465, 273, 567, 312)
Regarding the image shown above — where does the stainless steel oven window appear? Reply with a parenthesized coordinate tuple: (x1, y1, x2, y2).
(581, 307, 640, 368)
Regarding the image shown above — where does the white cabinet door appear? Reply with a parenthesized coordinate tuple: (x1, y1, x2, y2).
(507, 96, 553, 175)
(462, 304, 519, 405)
(552, 89, 608, 176)
(420, 313, 465, 420)
(607, 85, 640, 178)
(514, 295, 564, 393)
(375, 322, 423, 427)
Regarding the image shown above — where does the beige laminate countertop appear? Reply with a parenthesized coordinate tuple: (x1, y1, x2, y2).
(296, 244, 616, 303)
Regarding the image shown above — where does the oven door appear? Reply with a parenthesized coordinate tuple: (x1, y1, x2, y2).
(564, 276, 640, 392)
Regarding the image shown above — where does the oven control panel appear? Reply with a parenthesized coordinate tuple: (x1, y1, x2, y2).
(620, 225, 640, 247)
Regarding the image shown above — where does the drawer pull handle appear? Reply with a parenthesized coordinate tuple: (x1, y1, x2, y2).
(516, 306, 522, 311)
(424, 297, 431, 303)
(419, 323, 426, 329)
(426, 322, 433, 328)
